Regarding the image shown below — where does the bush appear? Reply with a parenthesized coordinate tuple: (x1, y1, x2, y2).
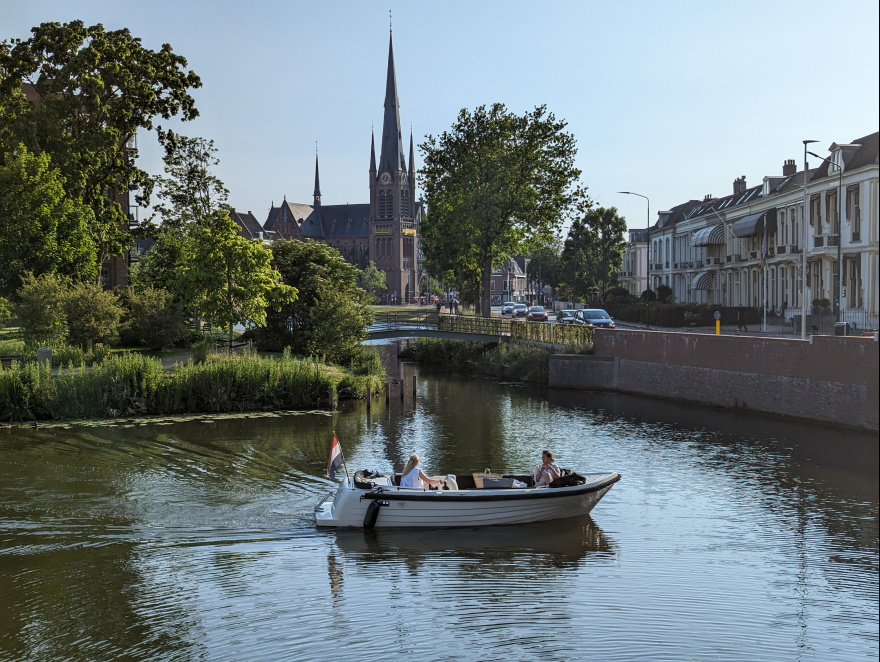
(14, 272, 68, 344)
(119, 286, 188, 349)
(64, 282, 123, 347)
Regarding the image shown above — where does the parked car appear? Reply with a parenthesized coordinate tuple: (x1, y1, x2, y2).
(500, 301, 516, 315)
(526, 306, 549, 322)
(574, 309, 615, 329)
(556, 309, 577, 324)
(514, 303, 528, 317)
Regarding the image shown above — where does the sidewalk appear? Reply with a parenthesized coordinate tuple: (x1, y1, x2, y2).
(613, 320, 810, 339)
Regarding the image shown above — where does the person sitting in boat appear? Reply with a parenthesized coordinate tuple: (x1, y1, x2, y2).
(400, 454, 446, 489)
(533, 450, 561, 487)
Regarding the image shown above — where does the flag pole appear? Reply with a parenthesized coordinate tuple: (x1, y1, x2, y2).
(335, 431, 352, 487)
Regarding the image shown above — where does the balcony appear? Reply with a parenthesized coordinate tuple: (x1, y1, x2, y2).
(734, 255, 747, 263)
(826, 234, 839, 247)
(748, 251, 758, 260)
(813, 236, 825, 248)
(706, 257, 723, 266)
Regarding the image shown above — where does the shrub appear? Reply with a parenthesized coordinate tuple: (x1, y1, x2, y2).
(119, 286, 188, 349)
(64, 282, 123, 347)
(14, 272, 68, 344)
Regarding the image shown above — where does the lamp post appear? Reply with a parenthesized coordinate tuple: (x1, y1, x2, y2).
(619, 191, 650, 328)
(801, 141, 819, 339)
(807, 145, 861, 325)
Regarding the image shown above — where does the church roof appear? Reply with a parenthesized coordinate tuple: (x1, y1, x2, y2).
(264, 200, 314, 231)
(300, 204, 371, 239)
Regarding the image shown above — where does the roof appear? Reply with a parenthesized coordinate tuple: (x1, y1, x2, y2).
(811, 131, 879, 180)
(229, 208, 264, 239)
(264, 200, 315, 231)
(300, 204, 372, 239)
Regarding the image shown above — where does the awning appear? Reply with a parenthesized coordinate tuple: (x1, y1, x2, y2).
(731, 209, 778, 237)
(691, 271, 716, 290)
(692, 224, 725, 246)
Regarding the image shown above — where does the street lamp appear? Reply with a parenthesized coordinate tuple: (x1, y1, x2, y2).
(801, 140, 819, 339)
(807, 145, 861, 325)
(619, 191, 650, 328)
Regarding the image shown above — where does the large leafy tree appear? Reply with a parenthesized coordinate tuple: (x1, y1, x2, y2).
(420, 103, 587, 316)
(560, 206, 627, 302)
(0, 20, 202, 271)
(177, 213, 296, 346)
(258, 240, 374, 364)
(0, 145, 96, 296)
(526, 238, 563, 298)
(133, 135, 229, 293)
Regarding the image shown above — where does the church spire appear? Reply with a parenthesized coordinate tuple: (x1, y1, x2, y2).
(378, 31, 405, 174)
(370, 128, 377, 174)
(313, 149, 321, 207)
(408, 128, 415, 177)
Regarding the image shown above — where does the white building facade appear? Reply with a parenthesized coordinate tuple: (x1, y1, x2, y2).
(646, 132, 878, 329)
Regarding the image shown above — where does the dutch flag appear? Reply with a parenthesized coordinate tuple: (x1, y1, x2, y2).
(326, 435, 344, 480)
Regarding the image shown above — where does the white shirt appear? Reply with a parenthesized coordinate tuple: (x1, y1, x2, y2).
(400, 466, 422, 488)
(533, 462, 561, 483)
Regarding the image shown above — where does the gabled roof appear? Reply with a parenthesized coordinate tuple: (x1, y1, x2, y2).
(811, 131, 879, 179)
(229, 208, 264, 239)
(264, 200, 315, 231)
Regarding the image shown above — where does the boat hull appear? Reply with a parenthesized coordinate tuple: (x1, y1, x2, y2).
(314, 472, 620, 529)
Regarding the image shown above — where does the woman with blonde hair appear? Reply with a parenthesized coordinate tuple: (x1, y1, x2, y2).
(400, 454, 446, 489)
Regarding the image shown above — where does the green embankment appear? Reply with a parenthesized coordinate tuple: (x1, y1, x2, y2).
(0, 349, 384, 422)
(399, 338, 590, 383)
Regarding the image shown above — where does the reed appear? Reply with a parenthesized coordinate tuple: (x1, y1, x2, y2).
(0, 349, 385, 422)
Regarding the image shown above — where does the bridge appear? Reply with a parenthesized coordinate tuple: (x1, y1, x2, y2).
(366, 311, 593, 348)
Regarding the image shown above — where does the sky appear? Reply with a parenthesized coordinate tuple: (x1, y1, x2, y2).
(4, 0, 879, 233)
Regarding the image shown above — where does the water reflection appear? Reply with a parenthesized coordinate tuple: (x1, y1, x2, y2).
(0, 347, 877, 661)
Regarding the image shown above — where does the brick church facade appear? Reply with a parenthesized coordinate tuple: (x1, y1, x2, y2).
(262, 32, 422, 304)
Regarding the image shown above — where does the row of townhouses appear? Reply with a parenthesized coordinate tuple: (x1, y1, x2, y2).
(618, 132, 879, 329)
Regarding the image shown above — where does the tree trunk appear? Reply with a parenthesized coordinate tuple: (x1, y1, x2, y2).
(229, 323, 233, 351)
(481, 256, 493, 318)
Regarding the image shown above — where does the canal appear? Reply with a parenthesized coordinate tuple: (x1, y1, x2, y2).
(0, 345, 877, 661)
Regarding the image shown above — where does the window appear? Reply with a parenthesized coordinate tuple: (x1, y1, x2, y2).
(847, 185, 860, 241)
(810, 195, 821, 230)
(826, 191, 838, 235)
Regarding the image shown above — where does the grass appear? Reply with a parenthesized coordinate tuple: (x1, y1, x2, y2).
(0, 327, 25, 356)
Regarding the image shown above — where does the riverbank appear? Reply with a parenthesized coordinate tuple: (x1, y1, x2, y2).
(550, 329, 879, 431)
(398, 337, 589, 382)
(0, 349, 384, 421)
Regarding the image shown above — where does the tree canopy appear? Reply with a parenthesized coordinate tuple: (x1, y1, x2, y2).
(560, 206, 627, 303)
(255, 239, 374, 364)
(0, 20, 202, 272)
(0, 144, 96, 297)
(420, 103, 587, 316)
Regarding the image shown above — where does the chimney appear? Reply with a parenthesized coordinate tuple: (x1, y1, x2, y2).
(703, 194, 713, 201)
(733, 176, 747, 194)
(782, 159, 796, 177)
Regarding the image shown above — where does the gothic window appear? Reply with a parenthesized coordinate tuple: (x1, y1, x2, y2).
(378, 191, 386, 217)
(402, 191, 409, 217)
(386, 192, 394, 217)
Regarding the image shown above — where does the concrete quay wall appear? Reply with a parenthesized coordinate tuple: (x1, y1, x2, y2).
(549, 330, 879, 430)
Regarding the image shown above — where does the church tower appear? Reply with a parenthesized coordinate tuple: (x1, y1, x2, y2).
(369, 30, 419, 304)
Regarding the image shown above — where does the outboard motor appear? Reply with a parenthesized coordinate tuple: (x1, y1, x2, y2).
(363, 500, 388, 528)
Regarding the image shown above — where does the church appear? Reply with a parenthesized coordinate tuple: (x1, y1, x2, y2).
(259, 32, 422, 304)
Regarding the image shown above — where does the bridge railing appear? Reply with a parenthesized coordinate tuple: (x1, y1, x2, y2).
(371, 311, 440, 331)
(437, 315, 593, 347)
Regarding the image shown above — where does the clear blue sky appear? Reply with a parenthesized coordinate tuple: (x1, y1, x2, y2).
(5, 0, 879, 232)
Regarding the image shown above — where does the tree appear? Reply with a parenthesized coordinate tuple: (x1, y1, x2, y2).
(526, 238, 563, 299)
(258, 239, 374, 364)
(420, 103, 587, 316)
(560, 206, 627, 302)
(177, 213, 297, 346)
(358, 260, 387, 302)
(0, 145, 96, 296)
(0, 21, 202, 273)
(134, 136, 229, 294)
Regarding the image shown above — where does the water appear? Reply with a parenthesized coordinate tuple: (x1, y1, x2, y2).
(1, 351, 877, 661)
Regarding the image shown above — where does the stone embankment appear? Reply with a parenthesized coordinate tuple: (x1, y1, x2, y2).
(549, 329, 879, 431)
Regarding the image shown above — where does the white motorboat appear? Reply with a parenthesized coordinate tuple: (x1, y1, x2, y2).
(314, 469, 620, 529)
